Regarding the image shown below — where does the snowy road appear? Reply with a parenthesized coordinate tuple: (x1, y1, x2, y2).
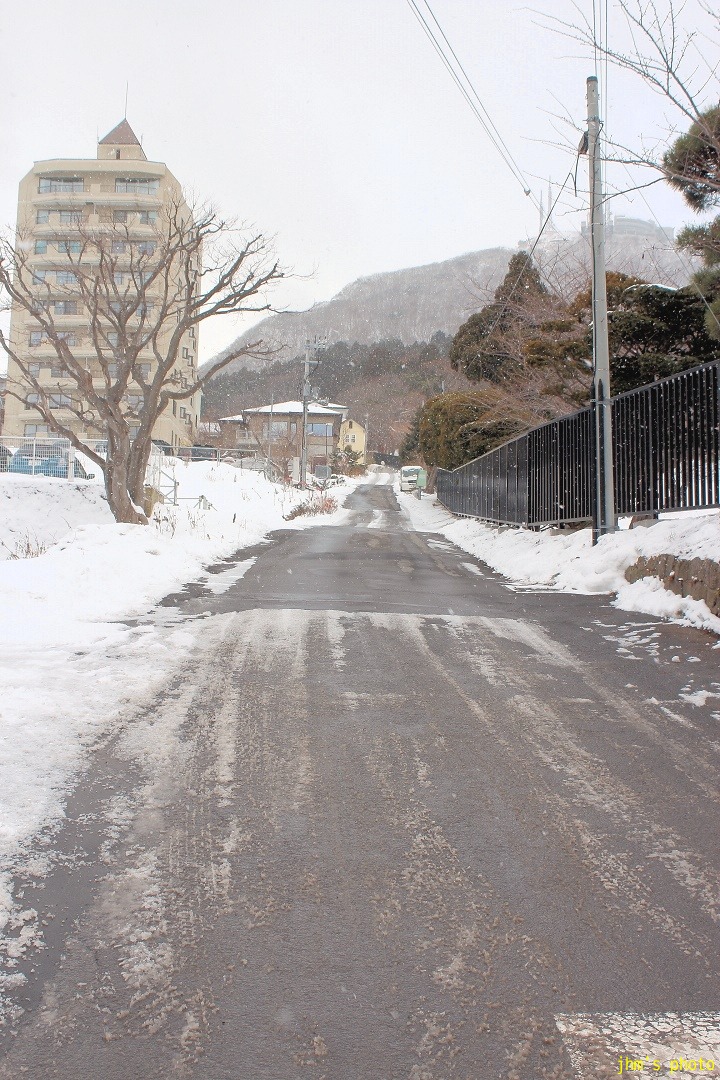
(1, 475, 719, 1078)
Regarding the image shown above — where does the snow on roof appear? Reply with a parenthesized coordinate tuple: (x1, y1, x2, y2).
(242, 401, 347, 416)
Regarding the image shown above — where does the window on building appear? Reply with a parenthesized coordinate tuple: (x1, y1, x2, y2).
(307, 423, 333, 436)
(107, 332, 119, 347)
(111, 240, 126, 255)
(55, 301, 79, 315)
(129, 426, 140, 440)
(34, 240, 48, 255)
(137, 302, 154, 318)
(107, 363, 119, 378)
(56, 270, 78, 286)
(113, 209, 128, 224)
(32, 269, 47, 284)
(137, 242, 156, 256)
(137, 270, 153, 284)
(115, 177, 159, 195)
(28, 363, 42, 378)
(51, 363, 70, 377)
(29, 331, 46, 347)
(182, 347, 190, 359)
(24, 424, 50, 437)
(109, 301, 123, 314)
(36, 210, 50, 225)
(125, 395, 143, 412)
(138, 210, 158, 225)
(57, 239, 81, 254)
(59, 210, 83, 225)
(114, 272, 125, 286)
(49, 394, 73, 409)
(134, 363, 151, 380)
(39, 177, 83, 193)
(188, 327, 195, 339)
(172, 400, 177, 416)
(25, 394, 41, 408)
(56, 331, 76, 345)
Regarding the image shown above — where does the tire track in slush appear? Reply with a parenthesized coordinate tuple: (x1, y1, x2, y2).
(2, 603, 718, 1079)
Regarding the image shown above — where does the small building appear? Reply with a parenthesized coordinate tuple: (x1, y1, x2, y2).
(338, 417, 366, 464)
(217, 400, 348, 477)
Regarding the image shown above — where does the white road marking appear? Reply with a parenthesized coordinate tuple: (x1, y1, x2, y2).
(556, 1012, 720, 1078)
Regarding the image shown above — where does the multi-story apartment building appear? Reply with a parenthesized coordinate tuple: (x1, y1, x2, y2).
(3, 120, 200, 449)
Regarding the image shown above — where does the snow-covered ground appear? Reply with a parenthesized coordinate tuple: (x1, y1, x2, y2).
(0, 463, 360, 966)
(398, 485, 720, 638)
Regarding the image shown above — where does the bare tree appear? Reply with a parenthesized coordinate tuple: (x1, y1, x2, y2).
(0, 200, 283, 523)
(540, 0, 720, 191)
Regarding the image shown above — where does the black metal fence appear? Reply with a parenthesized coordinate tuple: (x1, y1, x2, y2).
(436, 359, 719, 526)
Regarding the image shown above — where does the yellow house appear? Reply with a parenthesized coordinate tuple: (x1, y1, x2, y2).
(338, 417, 366, 464)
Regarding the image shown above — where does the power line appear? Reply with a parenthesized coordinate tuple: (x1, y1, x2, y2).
(419, 0, 536, 200)
(405, 0, 541, 211)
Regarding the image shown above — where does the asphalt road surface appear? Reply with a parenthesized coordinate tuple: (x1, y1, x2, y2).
(1, 473, 719, 1079)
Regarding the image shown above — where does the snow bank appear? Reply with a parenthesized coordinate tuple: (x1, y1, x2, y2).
(0, 474, 112, 560)
(398, 487, 720, 636)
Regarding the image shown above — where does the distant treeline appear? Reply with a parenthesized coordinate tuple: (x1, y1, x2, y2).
(202, 332, 453, 418)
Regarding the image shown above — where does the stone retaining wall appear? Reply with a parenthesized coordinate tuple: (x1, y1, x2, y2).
(625, 554, 720, 617)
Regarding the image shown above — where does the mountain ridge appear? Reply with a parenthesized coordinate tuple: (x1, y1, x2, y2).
(201, 231, 699, 379)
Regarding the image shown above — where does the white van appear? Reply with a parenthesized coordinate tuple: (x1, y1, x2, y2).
(400, 466, 422, 492)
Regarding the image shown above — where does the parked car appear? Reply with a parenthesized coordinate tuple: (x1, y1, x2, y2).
(188, 446, 219, 461)
(400, 466, 422, 491)
(9, 443, 95, 480)
(151, 439, 174, 456)
(37, 456, 95, 480)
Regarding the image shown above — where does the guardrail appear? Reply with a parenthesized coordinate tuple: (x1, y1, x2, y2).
(436, 359, 720, 526)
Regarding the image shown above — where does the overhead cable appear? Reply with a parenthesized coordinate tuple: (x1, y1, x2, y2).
(405, 0, 542, 212)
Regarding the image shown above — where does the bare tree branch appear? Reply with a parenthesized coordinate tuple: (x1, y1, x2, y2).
(0, 197, 285, 523)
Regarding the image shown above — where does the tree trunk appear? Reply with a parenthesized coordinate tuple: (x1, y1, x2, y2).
(105, 434, 147, 525)
(128, 436, 154, 512)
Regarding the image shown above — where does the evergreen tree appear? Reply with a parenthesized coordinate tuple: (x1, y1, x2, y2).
(417, 390, 526, 471)
(664, 106, 720, 340)
(449, 253, 549, 383)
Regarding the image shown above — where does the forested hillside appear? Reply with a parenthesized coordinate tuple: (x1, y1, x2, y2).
(201, 230, 700, 454)
(202, 334, 470, 455)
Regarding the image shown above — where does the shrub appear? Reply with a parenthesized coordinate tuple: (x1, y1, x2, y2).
(284, 494, 338, 520)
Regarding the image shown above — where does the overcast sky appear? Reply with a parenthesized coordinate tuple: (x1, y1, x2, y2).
(3, 0, 717, 363)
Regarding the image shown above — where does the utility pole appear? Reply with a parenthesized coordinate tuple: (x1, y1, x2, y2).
(266, 393, 274, 480)
(299, 338, 324, 489)
(586, 75, 615, 542)
(364, 412, 369, 466)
